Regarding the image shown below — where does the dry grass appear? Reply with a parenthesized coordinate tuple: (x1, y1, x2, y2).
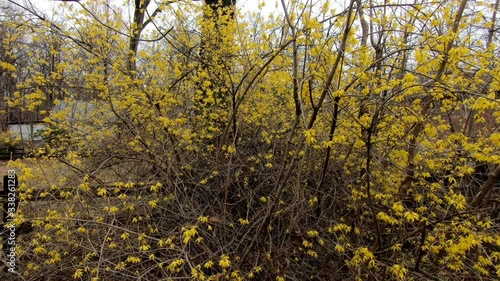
(0, 160, 12, 177)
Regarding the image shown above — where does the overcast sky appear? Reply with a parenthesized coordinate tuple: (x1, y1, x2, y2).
(8, 0, 278, 17)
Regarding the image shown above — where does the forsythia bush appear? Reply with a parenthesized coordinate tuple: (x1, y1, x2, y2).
(1, 0, 500, 280)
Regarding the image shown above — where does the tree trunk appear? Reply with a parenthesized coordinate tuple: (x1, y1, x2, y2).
(470, 166, 500, 208)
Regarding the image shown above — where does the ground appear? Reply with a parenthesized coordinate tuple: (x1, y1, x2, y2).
(0, 160, 12, 178)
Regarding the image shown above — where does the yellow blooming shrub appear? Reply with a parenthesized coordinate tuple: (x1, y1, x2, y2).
(1, 0, 499, 280)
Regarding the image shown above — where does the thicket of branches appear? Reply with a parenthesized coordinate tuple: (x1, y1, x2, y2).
(1, 0, 500, 280)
